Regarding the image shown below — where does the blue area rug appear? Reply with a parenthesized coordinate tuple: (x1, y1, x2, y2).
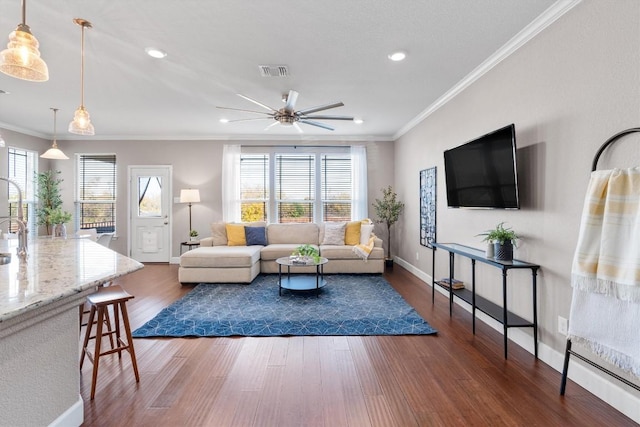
(132, 274, 437, 337)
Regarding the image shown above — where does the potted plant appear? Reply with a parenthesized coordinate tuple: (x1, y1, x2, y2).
(291, 244, 321, 264)
(372, 185, 404, 267)
(35, 170, 64, 235)
(477, 222, 519, 261)
(189, 229, 199, 242)
(47, 207, 72, 238)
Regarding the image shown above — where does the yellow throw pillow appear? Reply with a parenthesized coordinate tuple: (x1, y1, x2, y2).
(225, 224, 246, 246)
(344, 220, 361, 246)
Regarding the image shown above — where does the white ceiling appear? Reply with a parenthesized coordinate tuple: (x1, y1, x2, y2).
(0, 0, 565, 141)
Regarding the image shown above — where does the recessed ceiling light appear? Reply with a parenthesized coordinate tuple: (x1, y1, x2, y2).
(354, 118, 364, 124)
(145, 47, 167, 59)
(219, 118, 229, 123)
(388, 51, 407, 62)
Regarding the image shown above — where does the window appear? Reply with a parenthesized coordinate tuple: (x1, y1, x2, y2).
(321, 154, 351, 221)
(240, 154, 269, 222)
(77, 154, 116, 233)
(7, 147, 37, 235)
(276, 154, 315, 223)
(239, 148, 353, 223)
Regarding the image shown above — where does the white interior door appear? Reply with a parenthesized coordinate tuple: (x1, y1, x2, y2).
(129, 166, 172, 262)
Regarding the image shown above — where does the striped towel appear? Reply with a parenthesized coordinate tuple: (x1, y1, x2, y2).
(571, 168, 640, 302)
(569, 167, 640, 377)
(353, 235, 375, 260)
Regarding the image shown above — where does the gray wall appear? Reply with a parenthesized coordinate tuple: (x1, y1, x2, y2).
(394, 0, 639, 363)
(44, 139, 393, 256)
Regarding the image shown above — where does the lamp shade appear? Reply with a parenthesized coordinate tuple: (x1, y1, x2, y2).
(41, 146, 69, 160)
(180, 189, 200, 203)
(41, 107, 68, 159)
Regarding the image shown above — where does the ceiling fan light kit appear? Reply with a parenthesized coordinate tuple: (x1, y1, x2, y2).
(0, 0, 49, 82)
(69, 18, 95, 136)
(217, 90, 353, 132)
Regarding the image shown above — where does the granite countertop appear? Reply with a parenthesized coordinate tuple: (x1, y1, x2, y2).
(0, 237, 144, 323)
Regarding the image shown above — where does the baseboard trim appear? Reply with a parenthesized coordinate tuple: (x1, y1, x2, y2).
(395, 256, 640, 423)
(48, 396, 83, 427)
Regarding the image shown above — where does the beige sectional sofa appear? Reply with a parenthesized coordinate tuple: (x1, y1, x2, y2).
(178, 222, 384, 284)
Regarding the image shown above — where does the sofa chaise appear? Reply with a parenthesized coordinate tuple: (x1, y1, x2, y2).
(178, 221, 384, 284)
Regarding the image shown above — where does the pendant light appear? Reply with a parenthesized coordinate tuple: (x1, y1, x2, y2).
(69, 18, 94, 136)
(0, 0, 49, 82)
(41, 108, 68, 160)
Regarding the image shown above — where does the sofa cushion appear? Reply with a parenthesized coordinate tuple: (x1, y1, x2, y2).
(180, 246, 262, 268)
(344, 221, 361, 245)
(210, 222, 228, 246)
(322, 222, 346, 245)
(260, 243, 318, 261)
(267, 223, 319, 245)
(226, 224, 246, 246)
(245, 226, 267, 246)
(320, 244, 384, 260)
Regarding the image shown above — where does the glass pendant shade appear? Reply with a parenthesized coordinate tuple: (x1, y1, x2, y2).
(42, 108, 68, 159)
(69, 106, 94, 135)
(68, 18, 95, 136)
(0, 0, 49, 82)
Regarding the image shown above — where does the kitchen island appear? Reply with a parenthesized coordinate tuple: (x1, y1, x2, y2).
(0, 237, 143, 427)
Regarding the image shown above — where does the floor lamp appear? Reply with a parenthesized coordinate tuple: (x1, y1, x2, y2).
(180, 189, 200, 232)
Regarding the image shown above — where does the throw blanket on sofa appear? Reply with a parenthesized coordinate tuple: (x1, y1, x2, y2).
(569, 167, 640, 377)
(353, 235, 375, 260)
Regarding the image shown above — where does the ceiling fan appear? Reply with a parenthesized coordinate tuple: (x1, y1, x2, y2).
(216, 90, 353, 132)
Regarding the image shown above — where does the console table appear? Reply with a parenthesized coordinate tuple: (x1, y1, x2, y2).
(431, 242, 540, 359)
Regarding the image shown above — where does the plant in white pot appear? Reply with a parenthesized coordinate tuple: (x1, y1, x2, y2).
(477, 222, 519, 261)
(47, 207, 72, 239)
(372, 185, 405, 267)
(189, 229, 199, 242)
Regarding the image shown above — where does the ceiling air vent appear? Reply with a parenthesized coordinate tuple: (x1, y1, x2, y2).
(258, 65, 289, 77)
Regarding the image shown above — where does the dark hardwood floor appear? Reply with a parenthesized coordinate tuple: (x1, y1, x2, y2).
(79, 264, 636, 426)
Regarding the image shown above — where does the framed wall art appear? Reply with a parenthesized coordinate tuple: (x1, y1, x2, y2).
(420, 167, 437, 248)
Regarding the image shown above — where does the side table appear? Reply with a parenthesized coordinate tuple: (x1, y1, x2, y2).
(180, 241, 200, 255)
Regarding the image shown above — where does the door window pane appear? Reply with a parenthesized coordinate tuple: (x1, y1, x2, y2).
(138, 176, 162, 217)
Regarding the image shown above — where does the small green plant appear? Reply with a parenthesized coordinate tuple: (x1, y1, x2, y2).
(292, 244, 321, 262)
(46, 207, 72, 225)
(189, 229, 199, 238)
(477, 222, 519, 245)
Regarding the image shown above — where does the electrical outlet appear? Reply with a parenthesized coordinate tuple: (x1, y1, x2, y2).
(558, 316, 568, 335)
(416, 251, 419, 261)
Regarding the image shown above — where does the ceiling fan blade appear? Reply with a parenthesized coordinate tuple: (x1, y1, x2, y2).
(293, 122, 304, 133)
(237, 94, 278, 112)
(264, 121, 280, 131)
(299, 120, 335, 131)
(301, 115, 353, 121)
(227, 117, 273, 123)
(216, 106, 273, 116)
(296, 101, 344, 116)
(284, 90, 299, 113)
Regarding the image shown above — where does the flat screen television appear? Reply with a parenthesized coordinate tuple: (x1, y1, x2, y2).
(444, 124, 520, 209)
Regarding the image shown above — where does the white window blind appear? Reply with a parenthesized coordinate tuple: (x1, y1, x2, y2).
(77, 154, 116, 232)
(276, 154, 315, 223)
(321, 154, 352, 221)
